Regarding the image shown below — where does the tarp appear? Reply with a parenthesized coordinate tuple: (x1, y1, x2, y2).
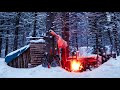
(5, 45, 30, 64)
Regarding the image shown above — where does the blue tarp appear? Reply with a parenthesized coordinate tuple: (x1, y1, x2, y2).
(5, 45, 30, 64)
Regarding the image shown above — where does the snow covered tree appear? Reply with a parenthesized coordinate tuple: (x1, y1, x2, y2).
(88, 12, 107, 55)
(0, 12, 47, 57)
(105, 12, 120, 56)
(52, 12, 63, 35)
(76, 12, 89, 47)
(111, 12, 120, 56)
(69, 12, 78, 50)
(104, 12, 114, 55)
(69, 12, 90, 53)
(46, 12, 57, 32)
(0, 12, 17, 57)
(0, 13, 5, 57)
(0, 12, 120, 59)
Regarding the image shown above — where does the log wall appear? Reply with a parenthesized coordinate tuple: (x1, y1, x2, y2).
(7, 42, 46, 68)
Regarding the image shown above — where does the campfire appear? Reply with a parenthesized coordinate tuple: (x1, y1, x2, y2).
(70, 60, 83, 72)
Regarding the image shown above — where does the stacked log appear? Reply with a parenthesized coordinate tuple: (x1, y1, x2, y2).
(7, 48, 31, 68)
(29, 42, 46, 67)
(7, 41, 46, 68)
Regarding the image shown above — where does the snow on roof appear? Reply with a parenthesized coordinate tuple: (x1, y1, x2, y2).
(5, 45, 30, 64)
(30, 39, 45, 43)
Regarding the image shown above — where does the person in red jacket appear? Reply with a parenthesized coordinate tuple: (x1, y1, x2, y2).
(49, 30, 68, 68)
(49, 30, 68, 53)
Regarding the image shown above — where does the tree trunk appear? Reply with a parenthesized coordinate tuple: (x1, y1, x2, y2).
(112, 24, 120, 56)
(71, 12, 78, 50)
(5, 30, 9, 56)
(13, 12, 21, 51)
(46, 12, 56, 32)
(0, 30, 2, 57)
(22, 32, 25, 47)
(107, 30, 113, 55)
(62, 12, 69, 57)
(46, 12, 56, 65)
(32, 12, 37, 38)
(75, 32, 78, 50)
(86, 33, 89, 49)
(46, 12, 56, 53)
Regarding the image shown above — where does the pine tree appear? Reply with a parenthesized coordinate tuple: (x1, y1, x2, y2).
(111, 12, 120, 56)
(0, 12, 16, 57)
(69, 12, 78, 50)
(88, 12, 107, 55)
(105, 12, 114, 55)
(0, 29, 2, 57)
(0, 12, 47, 57)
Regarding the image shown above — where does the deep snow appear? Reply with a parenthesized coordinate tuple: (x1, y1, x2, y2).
(0, 45, 119, 78)
(0, 56, 120, 78)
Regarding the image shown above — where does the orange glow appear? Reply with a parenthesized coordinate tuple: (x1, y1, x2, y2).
(71, 60, 83, 72)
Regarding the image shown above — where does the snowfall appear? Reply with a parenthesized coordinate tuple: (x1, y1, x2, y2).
(0, 45, 120, 78)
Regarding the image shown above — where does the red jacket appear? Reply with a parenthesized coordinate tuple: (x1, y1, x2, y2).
(49, 30, 68, 49)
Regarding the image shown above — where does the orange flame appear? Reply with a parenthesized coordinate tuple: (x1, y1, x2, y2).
(71, 60, 83, 72)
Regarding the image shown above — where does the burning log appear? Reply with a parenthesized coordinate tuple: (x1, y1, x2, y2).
(70, 60, 83, 72)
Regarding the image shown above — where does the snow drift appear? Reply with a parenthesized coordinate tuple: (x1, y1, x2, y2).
(0, 56, 120, 78)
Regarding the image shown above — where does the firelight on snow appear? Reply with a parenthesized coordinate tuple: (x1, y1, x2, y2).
(71, 60, 83, 72)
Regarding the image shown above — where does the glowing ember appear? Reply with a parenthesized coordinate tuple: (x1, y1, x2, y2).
(71, 60, 83, 72)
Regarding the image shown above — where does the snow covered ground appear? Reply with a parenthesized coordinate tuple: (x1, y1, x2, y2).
(0, 56, 120, 78)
